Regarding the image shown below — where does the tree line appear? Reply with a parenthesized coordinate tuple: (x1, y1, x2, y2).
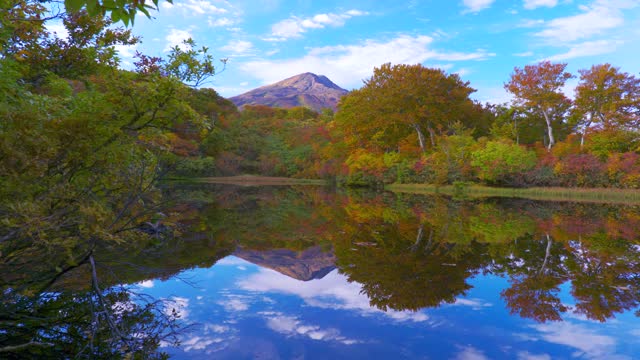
(202, 61, 640, 189)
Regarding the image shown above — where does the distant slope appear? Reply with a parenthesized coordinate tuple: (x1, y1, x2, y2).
(229, 72, 348, 112)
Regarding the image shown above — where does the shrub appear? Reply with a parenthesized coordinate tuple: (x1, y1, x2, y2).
(471, 140, 537, 185)
(586, 129, 639, 159)
(606, 152, 640, 188)
(554, 153, 606, 187)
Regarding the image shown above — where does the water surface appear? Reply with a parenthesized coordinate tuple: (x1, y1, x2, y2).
(3, 184, 640, 359)
(150, 185, 640, 359)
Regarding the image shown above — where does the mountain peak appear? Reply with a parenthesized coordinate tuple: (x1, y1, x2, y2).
(229, 73, 348, 112)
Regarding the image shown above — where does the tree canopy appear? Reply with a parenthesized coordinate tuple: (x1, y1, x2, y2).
(335, 63, 477, 153)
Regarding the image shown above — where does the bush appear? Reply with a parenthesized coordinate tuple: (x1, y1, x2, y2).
(471, 140, 537, 185)
(606, 152, 640, 188)
(554, 153, 606, 187)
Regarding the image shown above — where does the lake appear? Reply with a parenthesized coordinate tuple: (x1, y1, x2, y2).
(2, 184, 640, 359)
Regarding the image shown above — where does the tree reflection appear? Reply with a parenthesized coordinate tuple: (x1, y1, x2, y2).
(497, 235, 569, 322)
(0, 184, 236, 358)
(204, 186, 640, 324)
(201, 186, 640, 323)
(567, 237, 640, 321)
(0, 255, 182, 359)
(323, 193, 640, 322)
(334, 221, 490, 311)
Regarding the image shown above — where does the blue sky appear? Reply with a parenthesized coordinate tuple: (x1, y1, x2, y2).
(70, 0, 640, 103)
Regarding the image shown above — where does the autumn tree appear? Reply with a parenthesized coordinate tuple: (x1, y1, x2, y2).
(573, 63, 640, 147)
(505, 61, 573, 150)
(335, 63, 476, 153)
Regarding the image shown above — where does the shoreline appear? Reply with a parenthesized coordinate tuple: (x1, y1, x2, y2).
(387, 183, 640, 204)
(174, 175, 327, 186)
(169, 176, 640, 204)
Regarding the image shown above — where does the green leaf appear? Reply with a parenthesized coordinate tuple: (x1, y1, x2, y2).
(64, 0, 85, 13)
(111, 9, 121, 23)
(85, 0, 97, 15)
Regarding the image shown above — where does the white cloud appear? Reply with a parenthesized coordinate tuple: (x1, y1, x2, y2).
(217, 295, 250, 312)
(561, 77, 579, 99)
(174, 0, 228, 15)
(46, 22, 69, 40)
(523, 0, 558, 10)
(544, 39, 622, 61)
(238, 268, 430, 323)
(204, 323, 230, 334)
(529, 322, 619, 359)
(164, 296, 190, 320)
(208, 17, 236, 27)
(454, 345, 489, 360)
(216, 256, 253, 266)
(242, 35, 494, 89)
(181, 335, 224, 351)
(264, 313, 361, 345)
(451, 298, 493, 310)
(518, 19, 545, 28)
(220, 40, 254, 56)
(534, 0, 637, 44)
(164, 28, 193, 51)
(215, 84, 254, 97)
(473, 86, 513, 105)
(136, 279, 154, 288)
(513, 51, 534, 57)
(270, 9, 368, 40)
(517, 351, 552, 360)
(462, 0, 496, 13)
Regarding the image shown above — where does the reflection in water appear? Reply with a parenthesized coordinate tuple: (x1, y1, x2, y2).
(2, 183, 640, 358)
(234, 246, 336, 281)
(196, 185, 640, 324)
(0, 256, 184, 359)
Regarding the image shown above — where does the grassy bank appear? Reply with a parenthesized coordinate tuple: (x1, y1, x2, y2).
(387, 183, 640, 204)
(186, 175, 326, 186)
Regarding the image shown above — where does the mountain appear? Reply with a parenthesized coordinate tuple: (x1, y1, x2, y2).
(229, 73, 348, 112)
(233, 246, 336, 281)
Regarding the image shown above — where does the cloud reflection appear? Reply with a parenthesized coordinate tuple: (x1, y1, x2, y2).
(516, 351, 552, 360)
(452, 345, 489, 360)
(137, 280, 154, 288)
(529, 322, 629, 360)
(451, 298, 493, 310)
(164, 296, 189, 320)
(265, 312, 361, 345)
(238, 268, 429, 322)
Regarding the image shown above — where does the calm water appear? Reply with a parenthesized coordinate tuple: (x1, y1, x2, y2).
(152, 185, 640, 359)
(3, 184, 640, 359)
